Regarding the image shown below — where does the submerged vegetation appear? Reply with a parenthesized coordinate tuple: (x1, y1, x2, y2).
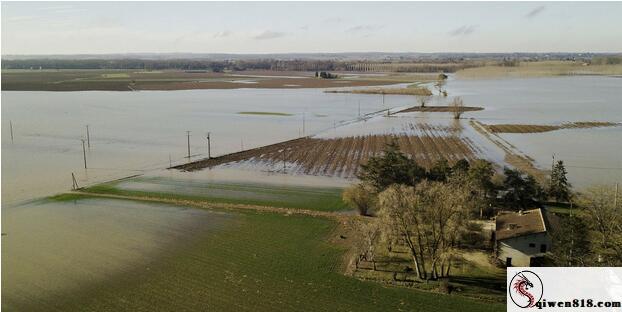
(237, 111, 293, 116)
(325, 86, 432, 96)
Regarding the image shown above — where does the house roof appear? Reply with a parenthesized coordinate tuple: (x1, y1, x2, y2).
(496, 208, 547, 240)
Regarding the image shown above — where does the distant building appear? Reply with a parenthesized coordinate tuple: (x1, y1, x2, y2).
(495, 208, 557, 267)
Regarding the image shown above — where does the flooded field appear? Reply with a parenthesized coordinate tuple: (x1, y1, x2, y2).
(1, 74, 619, 311)
(445, 75, 622, 188)
(3, 75, 619, 204)
(1, 88, 415, 204)
(176, 116, 505, 177)
(1, 197, 234, 310)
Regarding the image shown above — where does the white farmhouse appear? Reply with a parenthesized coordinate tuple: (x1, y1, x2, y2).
(495, 208, 557, 267)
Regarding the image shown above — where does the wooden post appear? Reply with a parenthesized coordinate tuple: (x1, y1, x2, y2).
(358, 101, 361, 118)
(282, 149, 286, 173)
(206, 132, 211, 159)
(86, 125, 90, 149)
(71, 172, 79, 190)
(186, 131, 191, 159)
(81, 139, 87, 169)
(10, 120, 14, 143)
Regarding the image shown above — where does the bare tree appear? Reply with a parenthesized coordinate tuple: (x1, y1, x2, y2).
(343, 183, 376, 216)
(356, 220, 381, 270)
(376, 182, 471, 280)
(580, 185, 622, 265)
(450, 97, 464, 120)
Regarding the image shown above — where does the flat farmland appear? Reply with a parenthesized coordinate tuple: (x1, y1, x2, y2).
(1, 69, 432, 91)
(16, 196, 502, 312)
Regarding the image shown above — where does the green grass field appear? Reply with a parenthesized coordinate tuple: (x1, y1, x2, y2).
(80, 177, 350, 212)
(26, 196, 503, 311)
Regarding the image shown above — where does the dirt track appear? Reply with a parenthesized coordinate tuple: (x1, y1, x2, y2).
(484, 121, 618, 133)
(397, 106, 484, 113)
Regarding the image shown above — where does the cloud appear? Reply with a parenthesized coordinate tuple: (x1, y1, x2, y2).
(345, 24, 385, 34)
(213, 30, 233, 38)
(6, 15, 37, 22)
(37, 5, 86, 14)
(323, 17, 343, 23)
(252, 30, 286, 40)
(448, 25, 477, 36)
(525, 6, 545, 19)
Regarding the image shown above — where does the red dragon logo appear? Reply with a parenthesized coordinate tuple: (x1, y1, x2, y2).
(509, 270, 543, 308)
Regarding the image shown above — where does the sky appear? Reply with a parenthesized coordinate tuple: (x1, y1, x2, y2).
(2, 1, 622, 55)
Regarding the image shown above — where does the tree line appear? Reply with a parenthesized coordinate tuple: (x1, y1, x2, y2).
(2, 58, 479, 73)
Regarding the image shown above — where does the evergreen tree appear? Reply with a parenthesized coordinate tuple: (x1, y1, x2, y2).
(428, 158, 452, 182)
(502, 168, 544, 209)
(549, 160, 571, 202)
(357, 139, 426, 191)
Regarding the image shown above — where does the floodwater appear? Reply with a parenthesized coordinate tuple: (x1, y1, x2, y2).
(445, 75, 622, 188)
(2, 76, 620, 203)
(1, 88, 413, 204)
(1, 75, 620, 308)
(1, 197, 234, 309)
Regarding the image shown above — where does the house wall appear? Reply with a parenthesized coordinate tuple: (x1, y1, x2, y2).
(497, 233, 551, 267)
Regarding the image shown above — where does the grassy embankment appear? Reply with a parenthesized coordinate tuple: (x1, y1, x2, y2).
(456, 60, 622, 79)
(237, 111, 293, 116)
(63, 177, 349, 212)
(325, 82, 433, 96)
(483, 121, 619, 134)
(22, 194, 504, 311)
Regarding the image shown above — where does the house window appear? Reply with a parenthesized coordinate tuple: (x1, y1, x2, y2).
(529, 243, 536, 248)
(540, 244, 547, 253)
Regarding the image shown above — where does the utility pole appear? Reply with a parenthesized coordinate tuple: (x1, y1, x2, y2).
(551, 153, 556, 185)
(81, 139, 87, 169)
(71, 172, 79, 190)
(302, 112, 306, 136)
(358, 101, 361, 118)
(240, 138, 244, 151)
(10, 120, 14, 143)
(186, 131, 191, 159)
(206, 132, 211, 159)
(169, 154, 172, 168)
(86, 125, 90, 149)
(551, 153, 556, 171)
(282, 149, 286, 173)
